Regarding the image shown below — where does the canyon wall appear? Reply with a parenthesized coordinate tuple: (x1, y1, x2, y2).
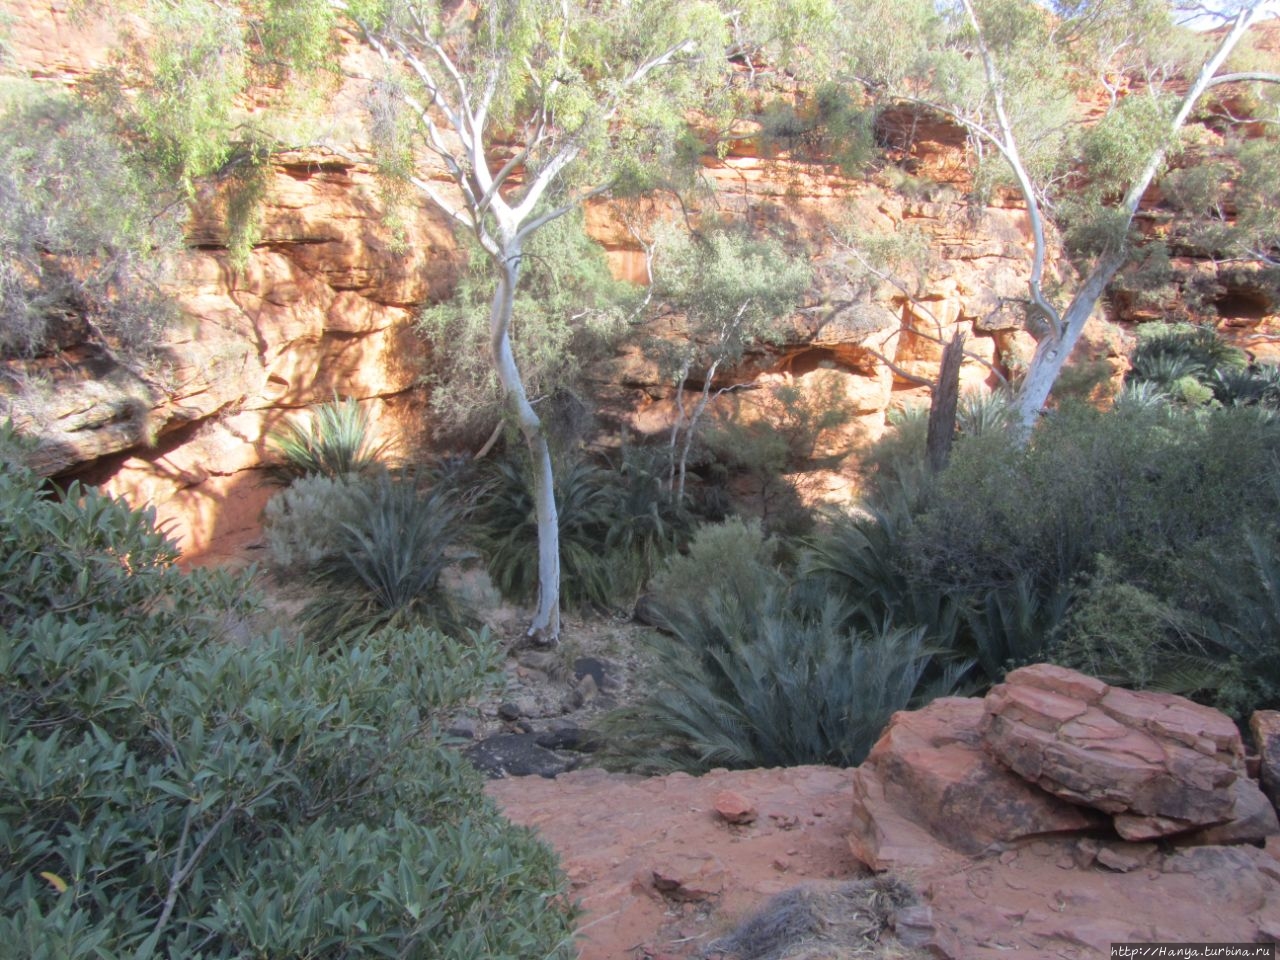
(3, 2, 1276, 560)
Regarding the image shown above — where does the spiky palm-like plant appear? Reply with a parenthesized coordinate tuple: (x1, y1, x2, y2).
(267, 396, 387, 482)
(472, 453, 649, 612)
(302, 473, 468, 645)
(605, 576, 960, 771)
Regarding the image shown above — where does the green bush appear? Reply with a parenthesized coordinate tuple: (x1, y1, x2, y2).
(301, 471, 470, 644)
(647, 517, 785, 620)
(266, 396, 387, 482)
(0, 448, 576, 959)
(609, 518, 960, 771)
(262, 473, 364, 573)
(608, 584, 945, 771)
(845, 398, 1280, 705)
(0, 91, 180, 359)
(472, 451, 670, 613)
(1126, 324, 1247, 407)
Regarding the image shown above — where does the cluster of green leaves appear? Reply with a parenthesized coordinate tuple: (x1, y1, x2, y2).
(300, 471, 472, 645)
(824, 381, 1280, 715)
(1125, 323, 1280, 410)
(0, 440, 576, 960)
(266, 395, 388, 483)
(651, 224, 811, 371)
(606, 518, 954, 770)
(755, 82, 876, 173)
(0, 89, 181, 359)
(262, 399, 472, 644)
(469, 446, 689, 613)
(419, 212, 637, 448)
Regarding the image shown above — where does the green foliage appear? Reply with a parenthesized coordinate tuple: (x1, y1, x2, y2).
(1054, 557, 1200, 691)
(804, 504, 962, 649)
(610, 568, 940, 771)
(419, 213, 635, 447)
(756, 82, 876, 172)
(844, 397, 1280, 707)
(601, 444, 692, 578)
(1125, 324, 1261, 407)
(301, 472, 470, 644)
(648, 517, 785, 617)
(654, 225, 811, 364)
(0, 89, 180, 358)
(1079, 93, 1177, 191)
(471, 451, 672, 612)
(262, 473, 365, 573)
(0, 447, 576, 960)
(267, 396, 388, 482)
(610, 514, 970, 772)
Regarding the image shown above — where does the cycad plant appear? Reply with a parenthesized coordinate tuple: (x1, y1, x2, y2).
(803, 504, 961, 646)
(267, 396, 387, 482)
(609, 523, 962, 770)
(605, 581, 946, 771)
(301, 472, 468, 645)
(472, 452, 646, 612)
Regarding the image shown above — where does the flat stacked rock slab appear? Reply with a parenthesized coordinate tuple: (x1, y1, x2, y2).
(851, 664, 1278, 875)
(984, 664, 1276, 842)
(849, 696, 1105, 869)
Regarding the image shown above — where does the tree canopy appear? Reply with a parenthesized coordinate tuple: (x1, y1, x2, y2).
(833, 0, 1280, 434)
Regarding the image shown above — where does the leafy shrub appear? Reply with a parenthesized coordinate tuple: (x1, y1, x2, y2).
(1126, 324, 1246, 406)
(0, 448, 576, 960)
(608, 516, 962, 771)
(301, 472, 469, 644)
(262, 473, 364, 573)
(1053, 558, 1201, 693)
(418, 213, 634, 447)
(608, 585, 944, 771)
(472, 450, 674, 612)
(844, 398, 1280, 704)
(1213, 363, 1280, 409)
(804, 501, 962, 644)
(647, 517, 785, 621)
(0, 91, 181, 359)
(602, 444, 691, 582)
(266, 396, 386, 482)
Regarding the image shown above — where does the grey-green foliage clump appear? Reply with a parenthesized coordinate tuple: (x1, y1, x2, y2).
(301, 471, 472, 645)
(606, 519, 943, 771)
(418, 212, 636, 448)
(266, 396, 389, 483)
(844, 377, 1280, 715)
(470, 449, 688, 614)
(0, 90, 181, 359)
(0, 440, 576, 960)
(708, 877, 921, 960)
(263, 473, 364, 572)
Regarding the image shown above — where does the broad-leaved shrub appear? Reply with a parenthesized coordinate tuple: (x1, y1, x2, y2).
(0, 444, 576, 959)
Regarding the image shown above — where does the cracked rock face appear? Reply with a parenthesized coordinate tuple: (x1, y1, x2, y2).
(983, 663, 1275, 841)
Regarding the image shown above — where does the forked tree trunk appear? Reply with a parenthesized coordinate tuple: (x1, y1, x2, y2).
(1013, 256, 1122, 440)
(489, 254, 561, 642)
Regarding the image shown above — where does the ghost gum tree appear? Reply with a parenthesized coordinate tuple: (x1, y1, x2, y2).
(51, 0, 832, 643)
(837, 0, 1280, 438)
(299, 0, 834, 642)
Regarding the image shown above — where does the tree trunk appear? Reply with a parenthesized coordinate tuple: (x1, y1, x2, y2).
(1013, 254, 1123, 441)
(926, 332, 964, 472)
(489, 252, 561, 642)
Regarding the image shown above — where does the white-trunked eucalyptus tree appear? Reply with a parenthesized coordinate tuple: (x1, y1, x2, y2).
(839, 0, 1280, 439)
(318, 0, 750, 643)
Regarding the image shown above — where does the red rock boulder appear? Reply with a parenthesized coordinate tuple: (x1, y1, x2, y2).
(849, 697, 1105, 870)
(983, 664, 1276, 841)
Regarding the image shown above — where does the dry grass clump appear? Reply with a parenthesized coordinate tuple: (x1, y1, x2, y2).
(704, 876, 925, 960)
